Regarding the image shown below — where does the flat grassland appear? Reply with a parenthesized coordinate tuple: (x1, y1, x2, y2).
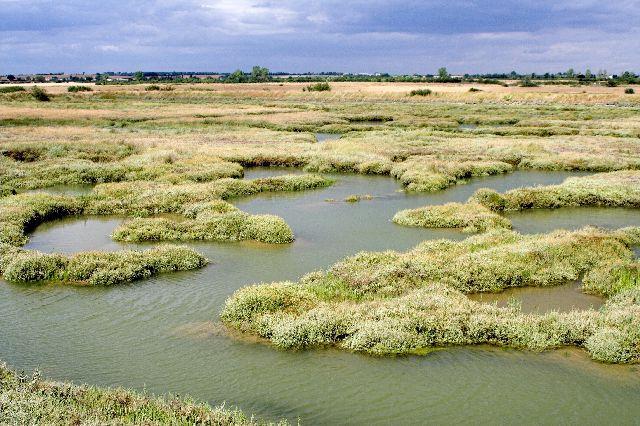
(1, 81, 640, 419)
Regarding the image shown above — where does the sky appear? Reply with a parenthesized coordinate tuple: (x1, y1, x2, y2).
(1, 0, 639, 74)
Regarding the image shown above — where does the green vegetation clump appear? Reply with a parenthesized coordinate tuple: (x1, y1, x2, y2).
(0, 144, 247, 191)
(30, 86, 50, 102)
(86, 174, 333, 216)
(0, 245, 207, 286)
(0, 362, 279, 425)
(468, 87, 482, 92)
(393, 202, 511, 232)
(471, 171, 640, 211)
(0, 193, 83, 245)
(113, 212, 294, 244)
(0, 86, 26, 93)
(304, 82, 331, 92)
(344, 194, 373, 203)
(625, 88, 635, 94)
(391, 157, 513, 192)
(409, 89, 432, 96)
(519, 78, 539, 87)
(222, 227, 640, 362)
(67, 85, 92, 92)
(144, 85, 173, 91)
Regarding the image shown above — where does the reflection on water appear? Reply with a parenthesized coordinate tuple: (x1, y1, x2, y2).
(468, 281, 604, 313)
(3, 169, 640, 424)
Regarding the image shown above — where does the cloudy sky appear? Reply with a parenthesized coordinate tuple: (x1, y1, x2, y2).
(2, 0, 639, 74)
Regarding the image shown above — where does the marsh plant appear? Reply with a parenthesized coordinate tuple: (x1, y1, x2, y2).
(0, 362, 281, 425)
(471, 171, 640, 211)
(222, 227, 640, 363)
(393, 202, 511, 232)
(0, 244, 207, 286)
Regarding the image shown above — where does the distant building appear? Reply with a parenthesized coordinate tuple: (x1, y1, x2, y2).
(107, 75, 134, 82)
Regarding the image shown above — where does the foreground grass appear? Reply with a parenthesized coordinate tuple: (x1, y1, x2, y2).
(222, 227, 640, 363)
(0, 362, 283, 425)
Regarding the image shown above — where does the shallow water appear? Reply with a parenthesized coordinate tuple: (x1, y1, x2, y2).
(3, 169, 640, 424)
(315, 133, 341, 143)
(468, 281, 604, 313)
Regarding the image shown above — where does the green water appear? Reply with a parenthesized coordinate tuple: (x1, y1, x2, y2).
(2, 169, 640, 424)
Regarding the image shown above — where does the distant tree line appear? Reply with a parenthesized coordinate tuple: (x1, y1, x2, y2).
(5, 66, 638, 86)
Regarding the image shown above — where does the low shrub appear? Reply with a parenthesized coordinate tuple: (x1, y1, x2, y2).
(625, 88, 635, 94)
(304, 82, 331, 92)
(67, 85, 93, 92)
(519, 78, 539, 87)
(468, 87, 482, 92)
(0, 86, 26, 94)
(30, 86, 50, 101)
(409, 89, 432, 96)
(145, 84, 161, 91)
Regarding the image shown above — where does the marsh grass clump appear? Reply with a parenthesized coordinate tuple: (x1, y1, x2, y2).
(30, 86, 50, 102)
(393, 202, 511, 232)
(391, 157, 513, 192)
(0, 193, 84, 245)
(86, 174, 333, 216)
(0, 245, 207, 286)
(67, 85, 92, 92)
(222, 227, 640, 362)
(304, 82, 331, 92)
(113, 212, 294, 244)
(344, 194, 373, 203)
(0, 362, 276, 425)
(471, 171, 640, 211)
(409, 89, 432, 96)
